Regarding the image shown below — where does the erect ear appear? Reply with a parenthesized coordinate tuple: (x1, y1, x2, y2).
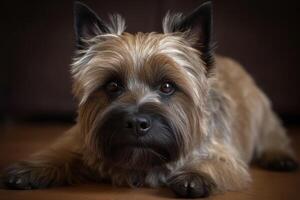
(74, 2, 125, 49)
(163, 1, 215, 67)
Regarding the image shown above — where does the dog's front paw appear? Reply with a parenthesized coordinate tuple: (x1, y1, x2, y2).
(2, 162, 55, 190)
(168, 172, 215, 198)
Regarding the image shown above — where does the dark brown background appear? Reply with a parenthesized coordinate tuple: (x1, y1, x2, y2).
(1, 0, 300, 123)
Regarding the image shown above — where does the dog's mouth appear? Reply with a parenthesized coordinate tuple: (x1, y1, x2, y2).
(98, 127, 182, 170)
(93, 105, 183, 169)
(113, 140, 169, 156)
(115, 141, 155, 149)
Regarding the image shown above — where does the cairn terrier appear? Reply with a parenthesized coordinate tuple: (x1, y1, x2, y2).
(2, 1, 298, 198)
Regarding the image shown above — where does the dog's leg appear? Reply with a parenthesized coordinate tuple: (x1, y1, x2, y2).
(167, 143, 251, 198)
(255, 109, 298, 171)
(1, 126, 85, 189)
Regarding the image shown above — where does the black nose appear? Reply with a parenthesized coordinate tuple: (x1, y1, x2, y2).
(125, 115, 151, 136)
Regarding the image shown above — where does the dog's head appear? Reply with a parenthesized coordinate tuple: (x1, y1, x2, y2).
(72, 2, 214, 170)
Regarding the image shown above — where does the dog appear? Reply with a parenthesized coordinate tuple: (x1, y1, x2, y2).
(2, 1, 298, 198)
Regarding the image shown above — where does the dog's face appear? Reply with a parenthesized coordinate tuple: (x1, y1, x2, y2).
(72, 3, 213, 170)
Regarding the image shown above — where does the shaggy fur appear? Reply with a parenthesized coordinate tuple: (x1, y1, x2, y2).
(2, 1, 298, 198)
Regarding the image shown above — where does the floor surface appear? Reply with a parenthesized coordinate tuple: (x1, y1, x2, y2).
(0, 123, 299, 200)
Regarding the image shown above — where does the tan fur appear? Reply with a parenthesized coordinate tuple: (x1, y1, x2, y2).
(2, 13, 297, 197)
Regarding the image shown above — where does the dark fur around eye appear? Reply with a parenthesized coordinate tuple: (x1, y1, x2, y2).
(159, 82, 175, 95)
(104, 78, 124, 98)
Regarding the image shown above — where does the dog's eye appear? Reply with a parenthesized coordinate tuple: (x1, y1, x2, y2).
(105, 81, 123, 95)
(159, 82, 175, 95)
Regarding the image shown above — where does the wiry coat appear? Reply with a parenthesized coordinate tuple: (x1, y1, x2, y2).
(2, 2, 297, 198)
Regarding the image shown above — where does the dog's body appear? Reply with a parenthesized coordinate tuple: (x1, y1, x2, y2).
(2, 2, 298, 198)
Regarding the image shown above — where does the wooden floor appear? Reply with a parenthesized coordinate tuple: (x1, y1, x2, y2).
(0, 123, 299, 200)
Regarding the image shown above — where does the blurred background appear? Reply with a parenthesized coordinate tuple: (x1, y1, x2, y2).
(1, 0, 300, 125)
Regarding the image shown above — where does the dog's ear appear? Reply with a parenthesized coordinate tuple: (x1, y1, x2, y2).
(163, 1, 215, 67)
(74, 2, 125, 49)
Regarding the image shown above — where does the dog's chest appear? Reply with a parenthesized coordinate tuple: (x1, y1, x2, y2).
(97, 164, 170, 187)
